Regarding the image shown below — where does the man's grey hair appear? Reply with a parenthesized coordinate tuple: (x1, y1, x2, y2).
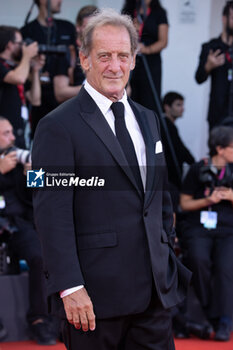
(80, 8, 138, 56)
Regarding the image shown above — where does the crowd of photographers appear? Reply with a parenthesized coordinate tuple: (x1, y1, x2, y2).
(0, 0, 233, 345)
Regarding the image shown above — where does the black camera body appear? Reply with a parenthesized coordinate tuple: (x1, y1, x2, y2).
(24, 38, 67, 55)
(199, 161, 233, 190)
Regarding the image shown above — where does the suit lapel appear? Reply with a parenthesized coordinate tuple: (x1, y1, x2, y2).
(128, 99, 159, 207)
(78, 88, 142, 197)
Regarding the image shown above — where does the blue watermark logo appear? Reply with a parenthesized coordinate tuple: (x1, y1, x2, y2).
(27, 168, 45, 188)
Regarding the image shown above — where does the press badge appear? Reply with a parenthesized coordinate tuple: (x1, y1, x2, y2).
(0, 195, 6, 209)
(200, 211, 218, 229)
(21, 105, 29, 120)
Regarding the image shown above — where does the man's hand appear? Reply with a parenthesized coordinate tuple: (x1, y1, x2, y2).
(0, 151, 17, 174)
(205, 49, 225, 73)
(62, 287, 96, 332)
(31, 54, 46, 72)
(22, 41, 39, 60)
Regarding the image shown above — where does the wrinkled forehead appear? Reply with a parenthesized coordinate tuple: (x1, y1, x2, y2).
(91, 25, 132, 51)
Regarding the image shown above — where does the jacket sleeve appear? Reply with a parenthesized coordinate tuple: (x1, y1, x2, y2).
(32, 115, 85, 296)
(195, 43, 210, 84)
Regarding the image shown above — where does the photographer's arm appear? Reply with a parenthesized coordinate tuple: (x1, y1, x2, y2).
(53, 75, 82, 103)
(180, 191, 222, 211)
(26, 54, 45, 106)
(204, 49, 225, 74)
(139, 24, 168, 55)
(195, 43, 225, 84)
(3, 42, 38, 85)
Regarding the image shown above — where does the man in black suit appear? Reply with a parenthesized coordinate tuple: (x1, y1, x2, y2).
(32, 9, 191, 350)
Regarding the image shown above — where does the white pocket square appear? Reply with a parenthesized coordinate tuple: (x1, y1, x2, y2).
(155, 140, 163, 154)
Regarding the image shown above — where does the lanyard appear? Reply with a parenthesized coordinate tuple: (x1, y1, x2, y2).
(218, 166, 226, 180)
(134, 7, 151, 41)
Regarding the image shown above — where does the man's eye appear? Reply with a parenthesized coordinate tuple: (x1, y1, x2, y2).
(119, 54, 129, 61)
(99, 54, 109, 61)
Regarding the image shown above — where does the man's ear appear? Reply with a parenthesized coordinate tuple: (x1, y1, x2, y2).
(163, 104, 169, 114)
(79, 51, 90, 72)
(130, 55, 136, 70)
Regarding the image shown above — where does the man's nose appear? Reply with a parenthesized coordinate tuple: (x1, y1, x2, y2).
(109, 56, 121, 72)
(11, 133, 16, 142)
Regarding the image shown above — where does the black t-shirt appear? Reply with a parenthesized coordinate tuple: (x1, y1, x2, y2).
(0, 58, 26, 148)
(52, 49, 85, 87)
(131, 7, 168, 102)
(141, 7, 168, 66)
(21, 19, 76, 83)
(181, 160, 233, 231)
(141, 8, 168, 45)
(161, 117, 195, 188)
(195, 36, 232, 128)
(21, 19, 76, 132)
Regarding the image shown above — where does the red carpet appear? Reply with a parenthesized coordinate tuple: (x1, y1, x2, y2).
(0, 336, 233, 349)
(0, 342, 65, 350)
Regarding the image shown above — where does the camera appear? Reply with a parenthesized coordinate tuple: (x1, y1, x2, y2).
(24, 38, 67, 55)
(4, 146, 31, 165)
(199, 163, 233, 190)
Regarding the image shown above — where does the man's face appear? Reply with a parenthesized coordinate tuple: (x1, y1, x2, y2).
(80, 25, 135, 101)
(223, 8, 233, 36)
(40, 0, 62, 14)
(76, 17, 90, 38)
(76, 16, 92, 47)
(169, 99, 184, 119)
(50, 0, 62, 14)
(11, 32, 23, 61)
(0, 120, 15, 152)
(218, 140, 233, 163)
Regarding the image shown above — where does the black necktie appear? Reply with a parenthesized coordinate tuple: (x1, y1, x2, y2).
(111, 102, 143, 192)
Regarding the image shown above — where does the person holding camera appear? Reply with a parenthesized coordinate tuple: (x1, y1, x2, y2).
(179, 126, 233, 341)
(195, 1, 233, 129)
(0, 26, 44, 148)
(0, 116, 56, 345)
(53, 5, 98, 104)
(21, 0, 76, 137)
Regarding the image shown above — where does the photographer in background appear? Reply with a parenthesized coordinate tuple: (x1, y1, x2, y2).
(0, 116, 56, 345)
(53, 5, 98, 103)
(195, 1, 233, 129)
(0, 26, 43, 148)
(21, 0, 76, 137)
(180, 126, 233, 341)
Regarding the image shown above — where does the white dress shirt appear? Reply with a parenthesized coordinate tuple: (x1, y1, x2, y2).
(60, 82, 147, 298)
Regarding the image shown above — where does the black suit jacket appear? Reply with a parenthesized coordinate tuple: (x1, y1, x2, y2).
(32, 87, 191, 319)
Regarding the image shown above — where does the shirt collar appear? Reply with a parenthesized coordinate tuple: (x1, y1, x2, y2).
(84, 81, 128, 116)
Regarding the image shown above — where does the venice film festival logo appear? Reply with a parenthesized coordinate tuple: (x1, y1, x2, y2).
(26, 169, 105, 188)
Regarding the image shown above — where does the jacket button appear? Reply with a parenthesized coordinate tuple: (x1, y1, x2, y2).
(44, 271, 49, 279)
(144, 211, 148, 217)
